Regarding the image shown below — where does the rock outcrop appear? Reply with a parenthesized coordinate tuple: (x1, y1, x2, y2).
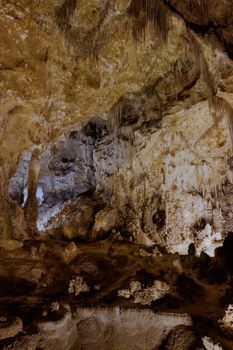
(0, 0, 233, 252)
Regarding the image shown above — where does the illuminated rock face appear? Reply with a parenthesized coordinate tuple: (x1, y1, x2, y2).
(2, 1, 233, 349)
(1, 307, 193, 350)
(1, 0, 233, 249)
(7, 98, 232, 252)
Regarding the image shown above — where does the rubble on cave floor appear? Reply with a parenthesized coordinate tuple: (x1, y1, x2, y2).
(0, 238, 232, 349)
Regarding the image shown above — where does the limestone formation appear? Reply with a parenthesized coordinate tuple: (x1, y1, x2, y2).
(74, 307, 193, 350)
(161, 325, 196, 350)
(118, 279, 170, 305)
(24, 149, 41, 238)
(92, 207, 119, 240)
(219, 304, 233, 330)
(0, 316, 23, 341)
(202, 337, 224, 350)
(68, 275, 90, 296)
(1, 0, 233, 349)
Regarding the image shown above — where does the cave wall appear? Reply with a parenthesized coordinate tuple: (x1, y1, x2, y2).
(1, 0, 233, 253)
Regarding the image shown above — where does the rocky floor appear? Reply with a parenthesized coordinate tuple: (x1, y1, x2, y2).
(0, 237, 232, 349)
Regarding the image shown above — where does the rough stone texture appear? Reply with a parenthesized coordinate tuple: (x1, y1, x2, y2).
(118, 279, 170, 305)
(202, 337, 224, 350)
(1, 307, 192, 350)
(2, 1, 233, 349)
(0, 237, 231, 349)
(219, 304, 233, 330)
(0, 317, 22, 341)
(1, 0, 233, 250)
(161, 325, 196, 350)
(74, 308, 192, 350)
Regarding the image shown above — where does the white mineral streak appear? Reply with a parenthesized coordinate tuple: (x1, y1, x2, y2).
(75, 307, 192, 350)
(202, 337, 224, 350)
(219, 304, 233, 329)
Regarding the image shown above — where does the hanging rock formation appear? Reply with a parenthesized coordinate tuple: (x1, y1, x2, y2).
(1, 0, 233, 349)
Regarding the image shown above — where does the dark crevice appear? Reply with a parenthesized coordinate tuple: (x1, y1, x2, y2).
(164, 0, 211, 33)
(163, 0, 233, 61)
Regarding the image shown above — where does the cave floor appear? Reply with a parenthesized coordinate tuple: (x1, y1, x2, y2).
(0, 239, 233, 349)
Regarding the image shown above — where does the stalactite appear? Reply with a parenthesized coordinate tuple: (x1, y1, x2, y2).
(56, 0, 112, 60)
(189, 0, 209, 24)
(107, 100, 123, 134)
(212, 96, 233, 144)
(187, 30, 233, 145)
(188, 31, 215, 104)
(127, 0, 169, 44)
(56, 0, 77, 31)
(97, 99, 137, 208)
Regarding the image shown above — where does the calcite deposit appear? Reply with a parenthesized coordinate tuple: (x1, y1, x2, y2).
(1, 0, 233, 349)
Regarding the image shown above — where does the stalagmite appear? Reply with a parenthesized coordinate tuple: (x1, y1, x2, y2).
(24, 149, 41, 238)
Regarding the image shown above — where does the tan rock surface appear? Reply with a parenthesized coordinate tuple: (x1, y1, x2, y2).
(2, 1, 233, 349)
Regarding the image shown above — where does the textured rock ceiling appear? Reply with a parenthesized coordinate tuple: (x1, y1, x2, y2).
(2, 0, 233, 249)
(2, 0, 233, 349)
